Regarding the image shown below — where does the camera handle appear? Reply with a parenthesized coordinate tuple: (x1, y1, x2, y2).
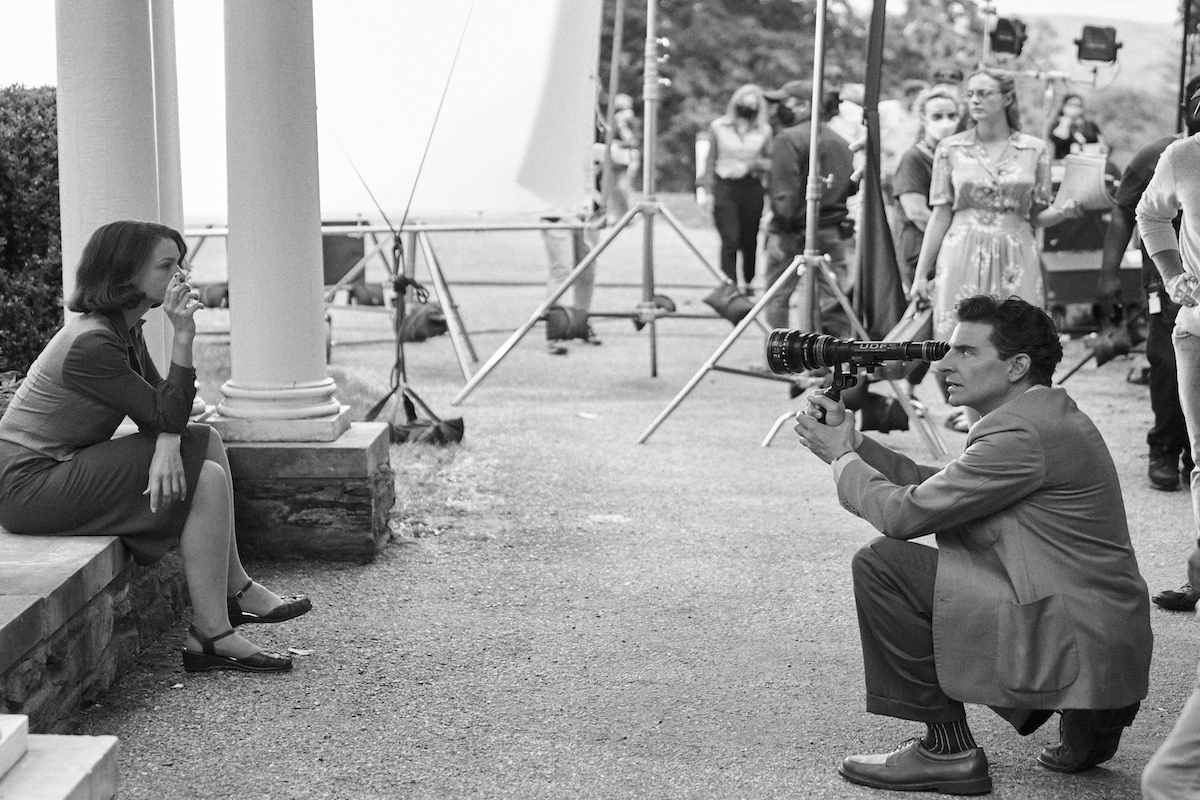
(805, 364, 860, 424)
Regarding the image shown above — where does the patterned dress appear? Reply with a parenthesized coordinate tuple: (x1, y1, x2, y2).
(928, 129, 1053, 340)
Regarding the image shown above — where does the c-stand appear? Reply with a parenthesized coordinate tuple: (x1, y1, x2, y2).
(450, 0, 769, 406)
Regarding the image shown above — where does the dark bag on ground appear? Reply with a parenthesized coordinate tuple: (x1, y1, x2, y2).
(545, 305, 591, 341)
(400, 301, 449, 342)
(703, 284, 753, 325)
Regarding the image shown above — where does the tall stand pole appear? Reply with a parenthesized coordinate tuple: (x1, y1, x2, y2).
(600, 0, 626, 212)
(798, 0, 829, 335)
(1180, 0, 1195, 134)
(641, 0, 661, 376)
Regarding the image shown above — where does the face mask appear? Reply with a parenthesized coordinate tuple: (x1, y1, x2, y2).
(735, 104, 757, 120)
(926, 114, 959, 142)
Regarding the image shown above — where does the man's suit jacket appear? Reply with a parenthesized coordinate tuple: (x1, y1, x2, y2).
(838, 387, 1152, 711)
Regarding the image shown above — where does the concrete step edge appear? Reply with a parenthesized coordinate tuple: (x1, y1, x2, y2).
(0, 733, 118, 800)
(0, 716, 27, 782)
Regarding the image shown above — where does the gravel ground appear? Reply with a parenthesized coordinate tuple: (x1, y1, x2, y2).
(72, 214, 1198, 799)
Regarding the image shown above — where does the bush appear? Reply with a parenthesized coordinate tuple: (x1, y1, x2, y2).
(0, 84, 62, 374)
(0, 250, 62, 374)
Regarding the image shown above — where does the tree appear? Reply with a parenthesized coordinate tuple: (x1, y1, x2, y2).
(599, 0, 869, 191)
(0, 84, 63, 374)
(596, 0, 1076, 192)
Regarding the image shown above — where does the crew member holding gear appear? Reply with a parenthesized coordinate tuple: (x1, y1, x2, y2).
(793, 295, 1152, 795)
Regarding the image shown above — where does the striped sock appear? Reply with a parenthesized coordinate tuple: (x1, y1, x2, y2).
(922, 718, 978, 754)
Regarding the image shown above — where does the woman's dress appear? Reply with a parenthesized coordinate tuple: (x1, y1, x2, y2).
(0, 311, 209, 565)
(929, 129, 1053, 341)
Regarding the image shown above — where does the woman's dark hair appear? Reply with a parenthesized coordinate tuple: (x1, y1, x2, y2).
(69, 220, 187, 314)
(955, 294, 1063, 386)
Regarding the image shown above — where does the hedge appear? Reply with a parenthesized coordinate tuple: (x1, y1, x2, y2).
(0, 84, 63, 375)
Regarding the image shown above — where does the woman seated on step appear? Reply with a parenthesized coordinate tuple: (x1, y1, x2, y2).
(0, 220, 311, 674)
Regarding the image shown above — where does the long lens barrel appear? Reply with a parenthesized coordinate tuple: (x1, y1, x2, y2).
(766, 330, 949, 375)
(845, 340, 950, 362)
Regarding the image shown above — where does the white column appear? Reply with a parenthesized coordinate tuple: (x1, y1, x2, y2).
(149, 0, 204, 414)
(215, 0, 346, 442)
(56, 0, 159, 307)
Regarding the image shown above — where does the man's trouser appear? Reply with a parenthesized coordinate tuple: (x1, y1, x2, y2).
(762, 226, 851, 337)
(852, 536, 1057, 735)
(542, 218, 599, 314)
(1147, 293, 1190, 458)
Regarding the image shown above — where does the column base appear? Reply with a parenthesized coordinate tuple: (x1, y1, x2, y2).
(223, 422, 395, 562)
(207, 405, 352, 443)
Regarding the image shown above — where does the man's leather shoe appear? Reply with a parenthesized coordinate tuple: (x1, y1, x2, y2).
(1037, 702, 1140, 773)
(838, 739, 992, 795)
(1149, 447, 1181, 491)
(1152, 583, 1199, 612)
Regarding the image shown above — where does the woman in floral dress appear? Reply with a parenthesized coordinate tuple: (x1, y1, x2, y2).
(910, 69, 1082, 429)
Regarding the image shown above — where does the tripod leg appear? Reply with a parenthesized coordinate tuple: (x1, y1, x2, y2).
(813, 254, 872, 339)
(659, 205, 772, 337)
(883, 380, 948, 459)
(638, 256, 804, 443)
(761, 411, 798, 448)
(401, 386, 442, 423)
(417, 231, 478, 380)
(452, 206, 641, 405)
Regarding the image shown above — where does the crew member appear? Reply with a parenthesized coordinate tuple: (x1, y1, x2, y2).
(794, 295, 1152, 794)
(761, 78, 855, 340)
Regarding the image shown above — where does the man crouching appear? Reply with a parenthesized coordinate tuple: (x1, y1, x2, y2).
(794, 295, 1152, 795)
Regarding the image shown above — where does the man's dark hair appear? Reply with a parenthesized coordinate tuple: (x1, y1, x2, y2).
(954, 295, 1063, 386)
(1184, 74, 1200, 136)
(69, 220, 187, 314)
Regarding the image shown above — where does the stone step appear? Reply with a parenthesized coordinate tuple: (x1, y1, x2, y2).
(0, 733, 117, 800)
(0, 716, 27, 780)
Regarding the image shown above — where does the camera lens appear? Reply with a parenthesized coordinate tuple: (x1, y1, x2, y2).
(766, 329, 826, 374)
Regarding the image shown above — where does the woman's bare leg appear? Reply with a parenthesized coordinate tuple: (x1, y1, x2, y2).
(181, 460, 260, 658)
(203, 427, 286, 616)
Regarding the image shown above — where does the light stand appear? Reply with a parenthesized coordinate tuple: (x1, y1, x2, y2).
(639, 0, 842, 443)
(450, 0, 768, 406)
(637, 0, 947, 457)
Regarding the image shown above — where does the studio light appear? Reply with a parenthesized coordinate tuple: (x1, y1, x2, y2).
(989, 17, 1027, 56)
(1075, 25, 1121, 63)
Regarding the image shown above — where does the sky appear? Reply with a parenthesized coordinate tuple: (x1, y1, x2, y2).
(0, 0, 1183, 221)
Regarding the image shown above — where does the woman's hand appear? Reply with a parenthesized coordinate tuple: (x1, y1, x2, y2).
(909, 273, 931, 303)
(162, 273, 202, 338)
(1057, 199, 1084, 220)
(145, 433, 186, 514)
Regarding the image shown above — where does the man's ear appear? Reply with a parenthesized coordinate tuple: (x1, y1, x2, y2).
(1009, 352, 1032, 383)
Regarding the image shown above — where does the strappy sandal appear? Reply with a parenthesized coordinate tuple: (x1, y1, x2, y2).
(181, 625, 292, 673)
(227, 579, 313, 627)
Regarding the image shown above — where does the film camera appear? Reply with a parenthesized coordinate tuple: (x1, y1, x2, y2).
(766, 330, 949, 422)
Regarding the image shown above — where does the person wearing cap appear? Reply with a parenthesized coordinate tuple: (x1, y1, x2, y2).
(761, 78, 856, 339)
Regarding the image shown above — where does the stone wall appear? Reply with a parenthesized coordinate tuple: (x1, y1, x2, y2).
(233, 461, 396, 562)
(0, 552, 186, 734)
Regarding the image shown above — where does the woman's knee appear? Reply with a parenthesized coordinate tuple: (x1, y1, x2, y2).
(193, 460, 229, 501)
